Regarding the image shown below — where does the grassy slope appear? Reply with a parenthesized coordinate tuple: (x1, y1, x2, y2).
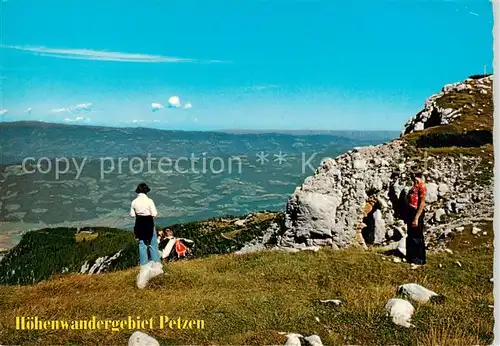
(0, 212, 282, 285)
(0, 77, 494, 345)
(0, 223, 493, 346)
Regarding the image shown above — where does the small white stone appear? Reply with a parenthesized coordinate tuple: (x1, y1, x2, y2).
(472, 227, 481, 235)
(234, 219, 246, 227)
(353, 159, 367, 170)
(385, 298, 415, 328)
(414, 122, 424, 131)
(319, 299, 342, 305)
(300, 246, 320, 252)
(444, 249, 453, 255)
(284, 333, 303, 346)
(483, 232, 488, 236)
(393, 257, 402, 263)
(435, 208, 446, 222)
(398, 283, 439, 303)
(128, 331, 160, 346)
(455, 226, 464, 232)
(304, 335, 324, 346)
(438, 183, 449, 197)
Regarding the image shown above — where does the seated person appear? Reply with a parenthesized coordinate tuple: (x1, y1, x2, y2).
(158, 228, 194, 261)
(157, 229, 165, 243)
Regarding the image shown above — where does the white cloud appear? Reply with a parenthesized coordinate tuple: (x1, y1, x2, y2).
(250, 85, 278, 91)
(239, 85, 278, 93)
(0, 109, 8, 116)
(63, 116, 90, 123)
(72, 103, 92, 112)
(25, 107, 32, 114)
(127, 119, 164, 125)
(168, 96, 181, 108)
(1, 45, 227, 64)
(153, 99, 191, 111)
(152, 103, 165, 112)
(52, 103, 92, 114)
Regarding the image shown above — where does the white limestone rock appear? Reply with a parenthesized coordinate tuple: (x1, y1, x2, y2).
(353, 159, 367, 170)
(234, 219, 246, 227)
(304, 334, 324, 346)
(426, 183, 439, 203)
(435, 208, 446, 222)
(397, 235, 407, 256)
(128, 331, 160, 346)
(284, 333, 303, 346)
(319, 299, 342, 305)
(373, 209, 387, 244)
(397, 283, 439, 303)
(385, 298, 415, 328)
(438, 183, 449, 197)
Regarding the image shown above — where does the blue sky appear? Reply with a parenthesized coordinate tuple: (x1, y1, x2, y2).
(0, 0, 493, 131)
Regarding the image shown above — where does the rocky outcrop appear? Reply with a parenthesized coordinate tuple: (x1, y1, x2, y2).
(279, 140, 406, 249)
(276, 140, 492, 250)
(402, 75, 492, 135)
(266, 76, 494, 252)
(80, 251, 122, 274)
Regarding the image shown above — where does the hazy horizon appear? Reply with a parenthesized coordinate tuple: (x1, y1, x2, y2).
(0, 120, 401, 134)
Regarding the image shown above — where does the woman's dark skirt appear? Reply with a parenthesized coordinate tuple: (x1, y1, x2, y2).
(134, 215, 155, 244)
(405, 207, 426, 265)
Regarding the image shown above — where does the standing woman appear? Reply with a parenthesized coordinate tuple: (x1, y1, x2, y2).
(130, 183, 164, 288)
(406, 172, 427, 269)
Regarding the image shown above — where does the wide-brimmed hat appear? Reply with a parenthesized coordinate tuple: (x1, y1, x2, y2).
(135, 183, 151, 194)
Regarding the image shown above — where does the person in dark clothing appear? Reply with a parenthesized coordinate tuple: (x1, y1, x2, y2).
(405, 172, 427, 268)
(130, 183, 163, 288)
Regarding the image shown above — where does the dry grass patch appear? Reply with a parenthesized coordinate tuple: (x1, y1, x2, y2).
(0, 224, 493, 345)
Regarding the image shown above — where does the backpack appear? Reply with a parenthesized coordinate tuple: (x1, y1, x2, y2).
(175, 239, 188, 257)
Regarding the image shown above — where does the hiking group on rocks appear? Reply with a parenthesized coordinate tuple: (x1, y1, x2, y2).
(130, 168, 430, 288)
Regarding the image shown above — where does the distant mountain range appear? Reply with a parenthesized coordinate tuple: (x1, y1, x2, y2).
(0, 121, 399, 140)
(219, 129, 400, 140)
